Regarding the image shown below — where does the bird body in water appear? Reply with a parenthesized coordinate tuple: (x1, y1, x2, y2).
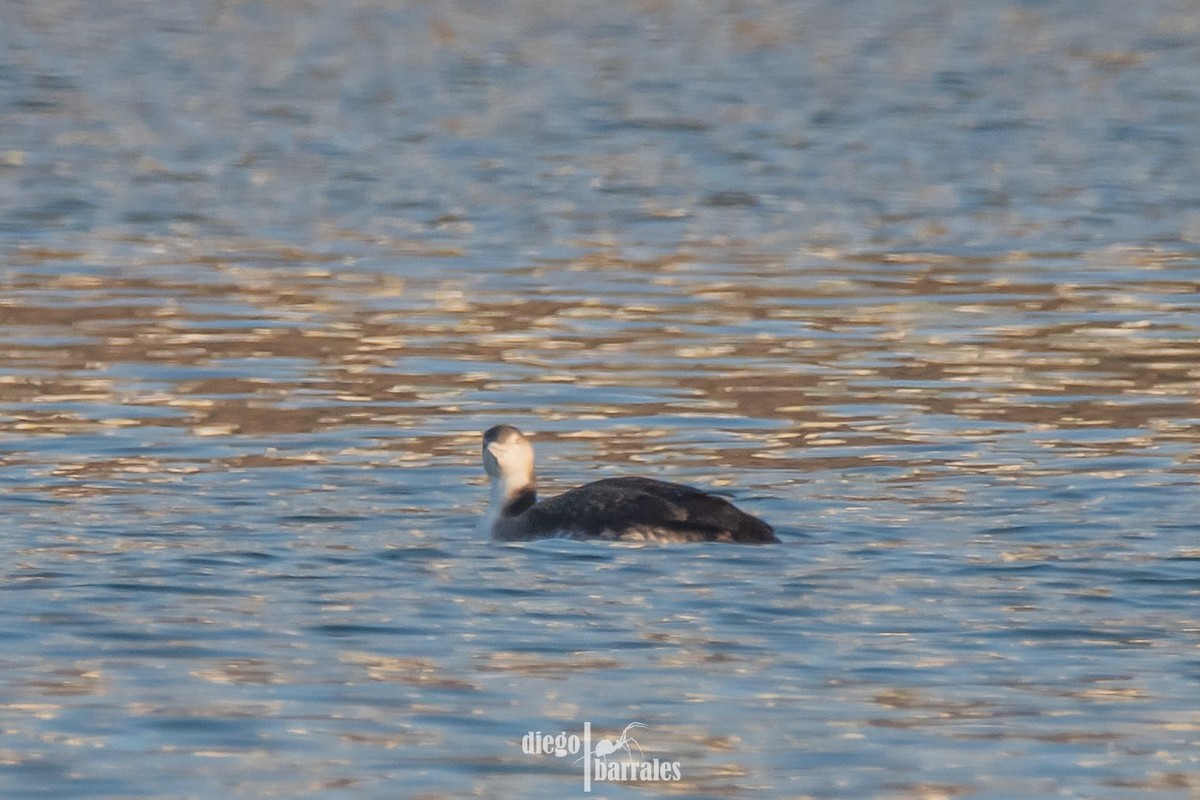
(479, 425, 778, 543)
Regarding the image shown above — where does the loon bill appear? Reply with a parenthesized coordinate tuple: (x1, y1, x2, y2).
(479, 424, 778, 544)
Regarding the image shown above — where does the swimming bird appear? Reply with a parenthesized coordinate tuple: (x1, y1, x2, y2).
(479, 425, 778, 543)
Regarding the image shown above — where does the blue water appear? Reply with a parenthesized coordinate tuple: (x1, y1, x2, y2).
(2, 2, 1200, 798)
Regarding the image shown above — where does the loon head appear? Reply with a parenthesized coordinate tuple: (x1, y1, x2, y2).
(482, 424, 535, 494)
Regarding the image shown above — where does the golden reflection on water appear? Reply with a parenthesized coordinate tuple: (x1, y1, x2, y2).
(2, 243, 1197, 489)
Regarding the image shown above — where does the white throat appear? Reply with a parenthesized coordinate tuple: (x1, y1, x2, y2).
(479, 472, 535, 536)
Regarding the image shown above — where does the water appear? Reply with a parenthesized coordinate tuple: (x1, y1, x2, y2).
(2, 1, 1199, 797)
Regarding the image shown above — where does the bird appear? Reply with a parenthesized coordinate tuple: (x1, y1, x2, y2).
(479, 424, 778, 543)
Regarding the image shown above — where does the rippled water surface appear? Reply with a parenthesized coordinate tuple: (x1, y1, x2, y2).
(3, 2, 1200, 798)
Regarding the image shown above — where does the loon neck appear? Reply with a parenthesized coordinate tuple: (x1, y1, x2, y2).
(491, 475, 537, 517)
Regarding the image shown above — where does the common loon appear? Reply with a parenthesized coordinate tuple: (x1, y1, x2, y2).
(479, 425, 778, 543)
